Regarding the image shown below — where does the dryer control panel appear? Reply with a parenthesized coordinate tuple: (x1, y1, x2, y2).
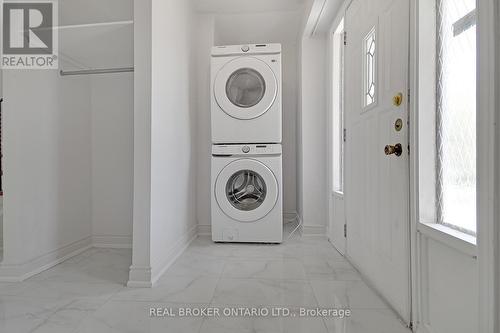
(212, 44, 281, 57)
(212, 144, 282, 156)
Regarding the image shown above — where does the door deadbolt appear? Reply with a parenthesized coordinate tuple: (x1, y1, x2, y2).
(395, 119, 403, 131)
(385, 143, 403, 156)
(393, 93, 403, 107)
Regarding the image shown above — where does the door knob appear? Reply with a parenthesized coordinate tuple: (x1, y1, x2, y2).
(385, 143, 403, 156)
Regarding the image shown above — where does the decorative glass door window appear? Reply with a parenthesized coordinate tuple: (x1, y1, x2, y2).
(364, 28, 376, 107)
(436, 0, 477, 235)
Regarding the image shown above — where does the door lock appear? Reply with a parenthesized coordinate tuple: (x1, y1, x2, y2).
(395, 118, 403, 131)
(393, 93, 403, 107)
(384, 143, 403, 156)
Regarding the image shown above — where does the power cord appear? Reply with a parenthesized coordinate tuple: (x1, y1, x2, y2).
(284, 214, 303, 240)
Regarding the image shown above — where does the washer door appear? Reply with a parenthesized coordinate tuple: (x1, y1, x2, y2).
(214, 57, 277, 120)
(215, 159, 278, 222)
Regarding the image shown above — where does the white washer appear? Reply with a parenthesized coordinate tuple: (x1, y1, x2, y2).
(211, 144, 283, 243)
(211, 44, 282, 144)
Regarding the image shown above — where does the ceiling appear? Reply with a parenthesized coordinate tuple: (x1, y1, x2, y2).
(303, 0, 344, 36)
(193, 0, 308, 13)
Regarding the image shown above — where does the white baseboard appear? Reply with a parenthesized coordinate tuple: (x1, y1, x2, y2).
(92, 235, 133, 249)
(127, 265, 153, 288)
(292, 213, 327, 237)
(302, 224, 327, 237)
(127, 225, 198, 288)
(197, 224, 211, 236)
(415, 323, 435, 333)
(0, 236, 92, 282)
(0, 233, 133, 282)
(0, 216, 325, 283)
(283, 211, 298, 224)
(150, 225, 197, 285)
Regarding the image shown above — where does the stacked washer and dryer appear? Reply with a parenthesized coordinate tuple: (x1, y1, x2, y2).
(210, 44, 283, 243)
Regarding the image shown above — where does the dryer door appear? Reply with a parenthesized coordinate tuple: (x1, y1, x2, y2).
(215, 159, 278, 222)
(214, 57, 278, 120)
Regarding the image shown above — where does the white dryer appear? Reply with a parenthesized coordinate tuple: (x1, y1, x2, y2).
(211, 144, 282, 243)
(211, 44, 282, 144)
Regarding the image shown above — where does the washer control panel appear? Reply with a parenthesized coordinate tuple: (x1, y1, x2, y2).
(213, 144, 282, 156)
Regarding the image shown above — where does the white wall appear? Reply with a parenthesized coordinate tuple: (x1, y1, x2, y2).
(416, 234, 478, 333)
(0, 67, 3, 253)
(0, 70, 92, 279)
(296, 0, 331, 233)
(214, 11, 301, 217)
(59, 0, 133, 26)
(195, 8, 304, 230)
(149, 0, 197, 281)
(129, 0, 197, 286)
(497, 4, 500, 324)
(59, 0, 134, 249)
(91, 74, 134, 247)
(296, 42, 304, 223)
(194, 14, 215, 230)
(0, 0, 134, 278)
(0, 5, 4, 253)
(299, 36, 328, 233)
(129, 0, 153, 287)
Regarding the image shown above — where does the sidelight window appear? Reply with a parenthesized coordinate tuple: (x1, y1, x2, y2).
(436, 0, 477, 235)
(332, 19, 345, 193)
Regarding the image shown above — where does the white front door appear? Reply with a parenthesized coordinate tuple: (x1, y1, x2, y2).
(344, 0, 411, 324)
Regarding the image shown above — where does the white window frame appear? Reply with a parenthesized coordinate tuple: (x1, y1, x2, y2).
(413, 0, 478, 249)
(410, 0, 498, 331)
(476, 1, 499, 332)
(435, 0, 477, 236)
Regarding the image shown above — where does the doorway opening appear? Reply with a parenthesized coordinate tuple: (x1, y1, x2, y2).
(343, 0, 411, 324)
(328, 17, 347, 255)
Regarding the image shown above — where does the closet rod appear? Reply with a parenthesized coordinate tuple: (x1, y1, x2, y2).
(60, 67, 134, 76)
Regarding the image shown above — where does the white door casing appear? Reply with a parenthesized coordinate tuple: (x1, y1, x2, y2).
(344, 0, 411, 324)
(328, 21, 347, 255)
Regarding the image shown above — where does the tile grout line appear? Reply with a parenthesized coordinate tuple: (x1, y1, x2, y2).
(69, 278, 128, 332)
(305, 266, 331, 333)
(197, 253, 228, 333)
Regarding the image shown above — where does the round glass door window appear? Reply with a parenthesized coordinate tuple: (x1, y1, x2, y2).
(226, 169, 267, 211)
(225, 68, 266, 108)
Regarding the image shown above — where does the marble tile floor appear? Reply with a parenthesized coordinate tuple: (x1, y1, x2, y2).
(0, 237, 411, 333)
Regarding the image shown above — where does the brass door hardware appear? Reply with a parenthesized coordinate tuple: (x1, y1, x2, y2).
(395, 118, 403, 131)
(385, 143, 403, 156)
(393, 93, 403, 106)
